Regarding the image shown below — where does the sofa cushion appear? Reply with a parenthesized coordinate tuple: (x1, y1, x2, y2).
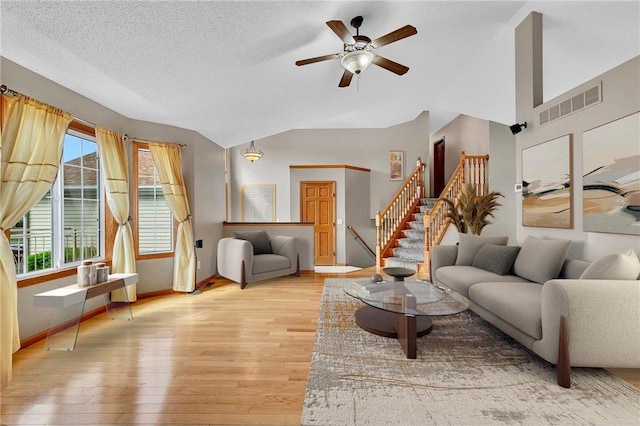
(472, 244, 521, 275)
(435, 265, 530, 298)
(455, 234, 509, 266)
(469, 282, 543, 340)
(252, 254, 291, 274)
(559, 259, 591, 279)
(580, 249, 640, 280)
(513, 236, 570, 284)
(234, 230, 272, 255)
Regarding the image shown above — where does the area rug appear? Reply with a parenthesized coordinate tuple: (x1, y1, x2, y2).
(314, 265, 362, 273)
(302, 279, 640, 425)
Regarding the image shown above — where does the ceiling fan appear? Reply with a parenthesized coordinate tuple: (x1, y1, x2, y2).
(295, 16, 417, 88)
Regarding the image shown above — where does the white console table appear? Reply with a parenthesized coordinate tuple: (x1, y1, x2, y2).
(34, 273, 138, 351)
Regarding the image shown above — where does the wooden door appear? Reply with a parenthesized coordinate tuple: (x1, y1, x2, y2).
(301, 182, 335, 265)
(433, 139, 445, 197)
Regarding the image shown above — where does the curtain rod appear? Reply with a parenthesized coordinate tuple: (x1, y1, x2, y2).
(1, 84, 185, 148)
(1, 84, 99, 127)
(0, 84, 19, 96)
(124, 134, 186, 149)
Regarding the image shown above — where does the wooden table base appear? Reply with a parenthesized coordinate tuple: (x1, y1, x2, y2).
(354, 305, 433, 359)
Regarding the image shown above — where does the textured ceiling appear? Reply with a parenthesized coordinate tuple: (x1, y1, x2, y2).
(1, 1, 638, 148)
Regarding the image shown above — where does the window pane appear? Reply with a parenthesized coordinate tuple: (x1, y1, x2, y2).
(137, 148, 173, 254)
(83, 169, 98, 200)
(15, 127, 104, 278)
(13, 191, 54, 274)
(61, 133, 101, 264)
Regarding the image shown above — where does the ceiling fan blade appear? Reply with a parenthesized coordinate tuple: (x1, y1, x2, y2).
(370, 25, 417, 48)
(295, 53, 342, 66)
(372, 55, 410, 75)
(338, 69, 353, 87)
(327, 20, 356, 44)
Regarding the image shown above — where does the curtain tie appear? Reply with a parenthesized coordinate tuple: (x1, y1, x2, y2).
(179, 215, 192, 224)
(117, 217, 133, 227)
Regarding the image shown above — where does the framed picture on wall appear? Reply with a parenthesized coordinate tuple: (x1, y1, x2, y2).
(389, 151, 404, 181)
(582, 111, 640, 235)
(522, 134, 573, 229)
(241, 184, 276, 222)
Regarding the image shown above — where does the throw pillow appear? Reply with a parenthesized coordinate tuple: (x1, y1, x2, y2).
(580, 249, 640, 280)
(513, 236, 571, 284)
(233, 230, 272, 255)
(472, 244, 521, 275)
(455, 233, 509, 266)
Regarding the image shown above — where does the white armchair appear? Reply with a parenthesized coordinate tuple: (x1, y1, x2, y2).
(217, 233, 299, 289)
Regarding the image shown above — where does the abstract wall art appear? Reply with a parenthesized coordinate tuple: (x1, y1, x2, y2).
(582, 112, 640, 235)
(522, 134, 573, 229)
(389, 151, 404, 181)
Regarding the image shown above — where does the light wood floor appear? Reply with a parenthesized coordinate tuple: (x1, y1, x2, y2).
(1, 268, 638, 425)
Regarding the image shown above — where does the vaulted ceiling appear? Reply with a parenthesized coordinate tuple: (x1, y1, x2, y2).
(1, 1, 638, 148)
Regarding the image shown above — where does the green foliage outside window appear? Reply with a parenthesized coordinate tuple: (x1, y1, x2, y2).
(26, 246, 98, 272)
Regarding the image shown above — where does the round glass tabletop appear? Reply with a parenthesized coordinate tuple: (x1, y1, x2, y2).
(343, 278, 469, 317)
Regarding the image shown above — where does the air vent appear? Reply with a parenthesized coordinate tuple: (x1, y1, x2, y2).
(538, 81, 602, 126)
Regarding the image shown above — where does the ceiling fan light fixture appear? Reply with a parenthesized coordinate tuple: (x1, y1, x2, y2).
(242, 140, 263, 162)
(341, 50, 374, 74)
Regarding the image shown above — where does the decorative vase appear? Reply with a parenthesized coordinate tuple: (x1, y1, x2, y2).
(96, 263, 109, 284)
(77, 260, 97, 286)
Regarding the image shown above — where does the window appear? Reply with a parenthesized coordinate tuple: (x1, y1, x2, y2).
(133, 142, 174, 257)
(12, 126, 103, 276)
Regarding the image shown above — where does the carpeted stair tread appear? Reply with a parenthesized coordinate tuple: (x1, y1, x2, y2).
(392, 247, 424, 261)
(383, 198, 434, 268)
(408, 221, 424, 231)
(403, 229, 424, 240)
(397, 239, 424, 249)
(384, 257, 420, 271)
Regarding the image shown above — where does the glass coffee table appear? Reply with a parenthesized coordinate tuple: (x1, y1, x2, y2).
(343, 275, 469, 359)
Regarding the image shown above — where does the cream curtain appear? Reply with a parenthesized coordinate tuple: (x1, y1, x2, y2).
(148, 142, 195, 292)
(0, 94, 72, 388)
(95, 127, 136, 301)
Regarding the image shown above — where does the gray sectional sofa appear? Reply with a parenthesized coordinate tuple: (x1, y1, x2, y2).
(431, 234, 640, 388)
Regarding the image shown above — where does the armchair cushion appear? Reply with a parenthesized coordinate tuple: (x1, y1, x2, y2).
(253, 254, 291, 274)
(234, 230, 272, 255)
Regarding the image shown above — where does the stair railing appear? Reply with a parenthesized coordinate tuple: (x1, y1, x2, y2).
(347, 225, 375, 258)
(375, 158, 425, 267)
(424, 151, 489, 259)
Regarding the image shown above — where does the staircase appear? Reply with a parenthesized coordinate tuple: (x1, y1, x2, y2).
(384, 198, 436, 272)
(376, 152, 490, 278)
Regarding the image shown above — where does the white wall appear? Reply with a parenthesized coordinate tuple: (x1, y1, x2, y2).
(487, 121, 517, 243)
(430, 114, 490, 195)
(345, 168, 376, 267)
(229, 111, 431, 222)
(2, 57, 226, 341)
(514, 16, 640, 260)
(428, 114, 517, 243)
